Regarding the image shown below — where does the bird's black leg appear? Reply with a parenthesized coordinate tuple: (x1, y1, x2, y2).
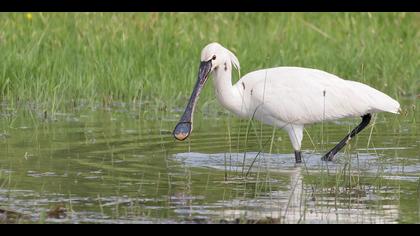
(322, 114, 372, 161)
(294, 150, 302, 163)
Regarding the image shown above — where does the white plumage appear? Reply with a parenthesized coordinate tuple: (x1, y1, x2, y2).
(234, 67, 400, 124)
(174, 42, 400, 163)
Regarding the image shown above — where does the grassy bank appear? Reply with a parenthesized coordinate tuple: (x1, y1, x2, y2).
(0, 13, 418, 112)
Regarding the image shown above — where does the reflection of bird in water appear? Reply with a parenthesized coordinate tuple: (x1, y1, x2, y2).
(283, 167, 304, 223)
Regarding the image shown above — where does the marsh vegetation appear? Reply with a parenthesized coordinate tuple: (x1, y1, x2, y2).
(0, 12, 418, 223)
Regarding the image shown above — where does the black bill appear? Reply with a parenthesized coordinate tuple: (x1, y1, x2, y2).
(173, 60, 212, 141)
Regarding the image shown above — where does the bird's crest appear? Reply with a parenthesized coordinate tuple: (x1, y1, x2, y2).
(227, 48, 241, 78)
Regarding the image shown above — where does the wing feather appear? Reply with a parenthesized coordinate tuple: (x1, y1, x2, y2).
(238, 67, 400, 125)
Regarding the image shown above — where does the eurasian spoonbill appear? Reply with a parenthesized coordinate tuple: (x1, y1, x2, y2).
(173, 42, 400, 163)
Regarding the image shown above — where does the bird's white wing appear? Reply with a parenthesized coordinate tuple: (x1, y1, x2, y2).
(238, 67, 400, 125)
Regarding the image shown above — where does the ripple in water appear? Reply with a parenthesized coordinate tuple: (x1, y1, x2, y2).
(173, 151, 420, 180)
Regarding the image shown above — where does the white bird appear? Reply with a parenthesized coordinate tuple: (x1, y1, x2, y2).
(173, 42, 400, 163)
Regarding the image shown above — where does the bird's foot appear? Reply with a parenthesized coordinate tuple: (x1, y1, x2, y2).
(321, 152, 335, 161)
(294, 151, 302, 164)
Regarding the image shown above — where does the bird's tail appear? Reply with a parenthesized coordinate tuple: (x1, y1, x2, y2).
(353, 81, 401, 114)
(371, 90, 401, 114)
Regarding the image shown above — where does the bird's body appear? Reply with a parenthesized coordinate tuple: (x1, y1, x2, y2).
(173, 43, 400, 163)
(232, 67, 400, 124)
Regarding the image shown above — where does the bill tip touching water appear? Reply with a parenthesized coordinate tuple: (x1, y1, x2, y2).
(173, 122, 192, 141)
(173, 42, 400, 163)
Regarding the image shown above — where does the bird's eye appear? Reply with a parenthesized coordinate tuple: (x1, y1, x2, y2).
(212, 55, 216, 60)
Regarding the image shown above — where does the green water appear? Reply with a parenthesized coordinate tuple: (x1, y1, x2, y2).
(0, 97, 418, 224)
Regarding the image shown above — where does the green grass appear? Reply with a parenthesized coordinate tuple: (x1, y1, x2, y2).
(0, 12, 418, 112)
(1, 12, 419, 224)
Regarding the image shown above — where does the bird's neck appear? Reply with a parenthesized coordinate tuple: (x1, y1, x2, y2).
(211, 62, 242, 115)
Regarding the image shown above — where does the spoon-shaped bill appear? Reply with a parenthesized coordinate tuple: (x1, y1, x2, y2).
(173, 122, 192, 141)
(173, 60, 212, 141)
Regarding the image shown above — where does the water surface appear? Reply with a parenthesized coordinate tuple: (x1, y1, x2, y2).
(0, 98, 418, 223)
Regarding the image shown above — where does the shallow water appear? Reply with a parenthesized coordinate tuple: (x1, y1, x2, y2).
(0, 98, 418, 224)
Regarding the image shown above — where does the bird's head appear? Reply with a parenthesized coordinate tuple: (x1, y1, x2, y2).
(200, 42, 240, 73)
(172, 42, 240, 141)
